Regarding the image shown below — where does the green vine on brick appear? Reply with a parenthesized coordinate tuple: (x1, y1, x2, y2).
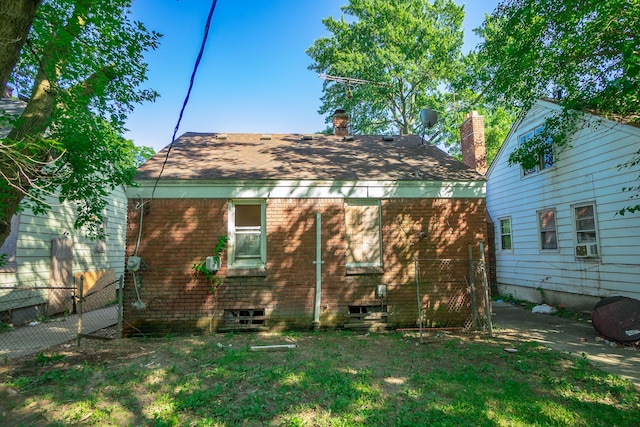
(192, 235, 228, 289)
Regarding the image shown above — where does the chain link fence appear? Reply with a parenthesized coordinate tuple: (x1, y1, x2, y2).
(2, 247, 493, 356)
(0, 276, 123, 360)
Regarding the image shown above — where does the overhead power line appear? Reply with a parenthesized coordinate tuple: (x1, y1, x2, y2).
(151, 0, 218, 200)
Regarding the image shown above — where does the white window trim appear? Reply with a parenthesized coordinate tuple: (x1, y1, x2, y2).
(537, 208, 559, 252)
(536, 126, 555, 171)
(571, 202, 600, 259)
(228, 199, 266, 269)
(498, 216, 513, 252)
(345, 199, 383, 268)
(519, 125, 554, 177)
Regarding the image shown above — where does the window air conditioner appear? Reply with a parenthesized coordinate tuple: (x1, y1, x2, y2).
(575, 244, 598, 258)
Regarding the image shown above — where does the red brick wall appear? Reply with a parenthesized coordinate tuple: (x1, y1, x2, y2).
(460, 111, 487, 175)
(123, 196, 487, 335)
(332, 110, 349, 136)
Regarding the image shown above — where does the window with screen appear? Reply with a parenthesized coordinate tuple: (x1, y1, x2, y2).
(519, 125, 554, 175)
(499, 217, 512, 251)
(573, 203, 599, 258)
(538, 209, 558, 250)
(229, 200, 265, 268)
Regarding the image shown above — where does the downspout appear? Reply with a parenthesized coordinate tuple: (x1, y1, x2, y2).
(312, 211, 323, 331)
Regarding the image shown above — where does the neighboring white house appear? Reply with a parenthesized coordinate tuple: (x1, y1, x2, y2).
(486, 99, 640, 310)
(0, 98, 127, 325)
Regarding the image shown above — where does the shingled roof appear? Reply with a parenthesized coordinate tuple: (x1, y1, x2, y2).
(136, 132, 485, 182)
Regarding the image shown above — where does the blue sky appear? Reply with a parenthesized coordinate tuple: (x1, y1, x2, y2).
(126, 0, 501, 151)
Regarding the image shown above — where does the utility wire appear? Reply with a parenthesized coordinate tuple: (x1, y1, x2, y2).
(150, 0, 218, 200)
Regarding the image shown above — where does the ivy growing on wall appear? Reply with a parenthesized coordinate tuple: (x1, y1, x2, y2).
(192, 235, 228, 288)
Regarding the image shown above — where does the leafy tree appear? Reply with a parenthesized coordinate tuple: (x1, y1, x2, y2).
(307, 0, 514, 164)
(307, 0, 464, 136)
(133, 145, 156, 168)
(473, 0, 640, 212)
(0, 0, 160, 244)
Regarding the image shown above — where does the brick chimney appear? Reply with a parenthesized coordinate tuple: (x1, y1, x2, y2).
(460, 111, 487, 175)
(332, 109, 349, 136)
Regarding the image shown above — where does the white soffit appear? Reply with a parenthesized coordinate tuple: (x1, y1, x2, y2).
(127, 180, 485, 199)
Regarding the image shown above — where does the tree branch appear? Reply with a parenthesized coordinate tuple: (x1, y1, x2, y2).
(64, 63, 117, 99)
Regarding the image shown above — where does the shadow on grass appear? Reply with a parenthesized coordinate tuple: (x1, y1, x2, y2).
(1, 332, 639, 426)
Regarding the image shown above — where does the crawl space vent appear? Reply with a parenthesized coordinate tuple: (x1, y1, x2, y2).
(221, 308, 267, 331)
(345, 305, 388, 331)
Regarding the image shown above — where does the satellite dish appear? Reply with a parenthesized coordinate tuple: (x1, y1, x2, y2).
(420, 108, 438, 129)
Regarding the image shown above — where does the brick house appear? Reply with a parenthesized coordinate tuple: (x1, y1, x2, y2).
(123, 113, 488, 335)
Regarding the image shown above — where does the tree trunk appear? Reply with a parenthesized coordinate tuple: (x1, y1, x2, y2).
(7, 67, 55, 141)
(7, 0, 91, 141)
(0, 0, 41, 93)
(0, 0, 42, 245)
(1, 0, 90, 245)
(1, 68, 57, 243)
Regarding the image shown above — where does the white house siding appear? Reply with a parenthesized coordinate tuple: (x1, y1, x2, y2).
(487, 100, 640, 309)
(0, 187, 127, 318)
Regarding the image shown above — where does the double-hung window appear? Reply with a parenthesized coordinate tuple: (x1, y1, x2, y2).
(538, 209, 558, 250)
(345, 200, 382, 269)
(519, 130, 537, 175)
(498, 217, 512, 251)
(536, 127, 554, 170)
(519, 125, 554, 175)
(573, 203, 599, 258)
(228, 200, 266, 268)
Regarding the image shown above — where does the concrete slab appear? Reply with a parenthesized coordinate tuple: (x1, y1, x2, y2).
(0, 306, 118, 359)
(492, 301, 640, 389)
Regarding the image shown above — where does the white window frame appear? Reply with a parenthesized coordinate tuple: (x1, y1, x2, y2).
(536, 126, 555, 171)
(228, 200, 266, 269)
(345, 199, 382, 268)
(537, 208, 558, 251)
(572, 202, 599, 259)
(498, 217, 513, 252)
(519, 125, 554, 176)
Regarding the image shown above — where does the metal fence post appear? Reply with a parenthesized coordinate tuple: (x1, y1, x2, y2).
(414, 256, 423, 344)
(76, 274, 83, 347)
(116, 274, 123, 339)
(468, 244, 479, 329)
(479, 241, 493, 337)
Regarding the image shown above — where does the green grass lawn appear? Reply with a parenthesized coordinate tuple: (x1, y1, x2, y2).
(1, 330, 638, 426)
